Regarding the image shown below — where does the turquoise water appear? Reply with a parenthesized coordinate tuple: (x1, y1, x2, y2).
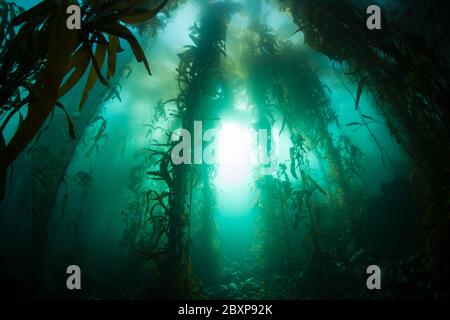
(0, 0, 425, 299)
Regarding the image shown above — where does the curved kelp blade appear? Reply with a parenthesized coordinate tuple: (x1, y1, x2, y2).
(79, 39, 108, 110)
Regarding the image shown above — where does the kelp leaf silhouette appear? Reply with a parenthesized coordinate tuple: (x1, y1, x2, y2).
(0, 0, 168, 201)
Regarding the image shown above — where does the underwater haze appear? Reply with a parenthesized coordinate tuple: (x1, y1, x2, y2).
(0, 0, 449, 300)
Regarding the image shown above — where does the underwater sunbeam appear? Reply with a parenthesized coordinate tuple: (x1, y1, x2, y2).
(215, 122, 256, 190)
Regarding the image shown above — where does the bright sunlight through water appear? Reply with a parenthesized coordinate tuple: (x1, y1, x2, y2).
(215, 122, 256, 189)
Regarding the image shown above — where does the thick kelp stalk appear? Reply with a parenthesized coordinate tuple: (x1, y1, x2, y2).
(142, 2, 240, 297)
(279, 0, 450, 288)
(175, 1, 241, 290)
(193, 163, 219, 284)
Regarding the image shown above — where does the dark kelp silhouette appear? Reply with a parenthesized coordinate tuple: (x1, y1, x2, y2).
(278, 0, 450, 292)
(0, 0, 449, 299)
(0, 0, 168, 201)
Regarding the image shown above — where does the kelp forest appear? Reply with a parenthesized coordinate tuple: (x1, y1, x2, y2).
(0, 0, 449, 300)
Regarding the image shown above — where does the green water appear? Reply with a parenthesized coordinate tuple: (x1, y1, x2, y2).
(1, 0, 441, 300)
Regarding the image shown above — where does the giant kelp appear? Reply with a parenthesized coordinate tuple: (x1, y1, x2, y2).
(239, 21, 366, 274)
(220, 16, 380, 298)
(278, 0, 450, 291)
(122, 2, 242, 298)
(0, 0, 448, 300)
(0, 0, 168, 201)
(0, 0, 169, 297)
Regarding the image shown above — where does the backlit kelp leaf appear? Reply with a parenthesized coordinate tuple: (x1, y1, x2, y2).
(121, 0, 168, 25)
(106, 35, 121, 80)
(0, 0, 167, 201)
(91, 34, 109, 86)
(99, 22, 151, 75)
(55, 102, 76, 140)
(79, 38, 108, 110)
(0, 3, 77, 171)
(58, 44, 90, 97)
